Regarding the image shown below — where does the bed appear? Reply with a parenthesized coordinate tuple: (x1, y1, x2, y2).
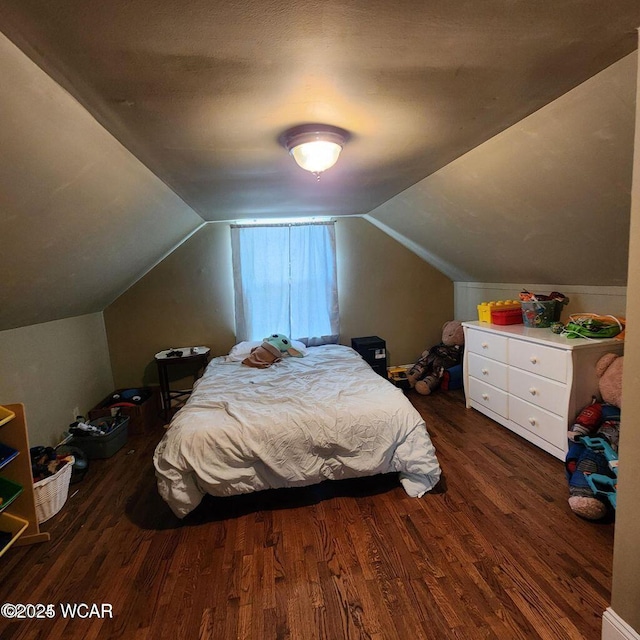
(153, 343, 441, 518)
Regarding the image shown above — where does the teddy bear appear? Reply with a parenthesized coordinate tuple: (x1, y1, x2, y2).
(406, 320, 465, 395)
(565, 352, 623, 520)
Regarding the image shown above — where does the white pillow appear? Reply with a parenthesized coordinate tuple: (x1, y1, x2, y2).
(226, 339, 307, 361)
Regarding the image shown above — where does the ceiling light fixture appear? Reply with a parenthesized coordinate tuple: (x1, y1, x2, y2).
(281, 124, 349, 180)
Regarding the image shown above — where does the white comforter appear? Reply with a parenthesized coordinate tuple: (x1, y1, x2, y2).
(154, 344, 441, 518)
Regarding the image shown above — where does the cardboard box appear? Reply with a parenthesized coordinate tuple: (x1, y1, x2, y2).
(88, 388, 159, 435)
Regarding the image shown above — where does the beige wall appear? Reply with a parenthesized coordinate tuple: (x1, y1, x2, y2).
(609, 39, 640, 636)
(104, 222, 237, 387)
(336, 218, 453, 365)
(0, 313, 114, 447)
(103, 217, 454, 386)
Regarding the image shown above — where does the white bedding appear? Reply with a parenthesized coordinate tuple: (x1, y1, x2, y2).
(153, 344, 441, 518)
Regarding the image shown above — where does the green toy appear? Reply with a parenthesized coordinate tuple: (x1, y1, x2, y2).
(263, 334, 304, 357)
(562, 315, 623, 340)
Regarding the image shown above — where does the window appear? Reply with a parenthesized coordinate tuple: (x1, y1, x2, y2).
(231, 222, 339, 344)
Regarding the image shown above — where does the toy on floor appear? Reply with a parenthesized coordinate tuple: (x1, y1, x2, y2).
(406, 321, 464, 395)
(565, 353, 623, 520)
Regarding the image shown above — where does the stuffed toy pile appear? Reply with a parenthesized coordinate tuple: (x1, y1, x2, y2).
(406, 321, 464, 395)
(565, 352, 623, 520)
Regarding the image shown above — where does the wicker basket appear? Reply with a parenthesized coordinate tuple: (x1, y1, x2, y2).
(33, 459, 74, 524)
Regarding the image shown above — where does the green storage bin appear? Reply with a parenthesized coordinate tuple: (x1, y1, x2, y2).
(0, 476, 23, 512)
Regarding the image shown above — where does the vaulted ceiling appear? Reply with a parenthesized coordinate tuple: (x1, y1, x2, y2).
(2, 0, 639, 220)
(0, 2, 639, 330)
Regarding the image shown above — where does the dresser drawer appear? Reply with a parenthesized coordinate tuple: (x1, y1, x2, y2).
(468, 352, 508, 391)
(508, 339, 568, 382)
(509, 395, 567, 450)
(468, 377, 508, 419)
(508, 367, 568, 415)
(466, 329, 508, 362)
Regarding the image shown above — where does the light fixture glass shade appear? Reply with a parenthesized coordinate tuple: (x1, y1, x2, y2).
(282, 125, 349, 177)
(290, 140, 342, 174)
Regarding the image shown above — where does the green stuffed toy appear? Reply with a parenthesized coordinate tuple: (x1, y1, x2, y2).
(263, 334, 304, 358)
(242, 333, 304, 368)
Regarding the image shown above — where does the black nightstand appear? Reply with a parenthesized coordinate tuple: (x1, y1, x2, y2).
(351, 336, 387, 377)
(155, 347, 210, 420)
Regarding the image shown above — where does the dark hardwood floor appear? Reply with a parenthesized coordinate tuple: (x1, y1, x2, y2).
(0, 389, 614, 640)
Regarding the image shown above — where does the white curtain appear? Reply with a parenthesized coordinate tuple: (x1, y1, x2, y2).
(231, 222, 339, 344)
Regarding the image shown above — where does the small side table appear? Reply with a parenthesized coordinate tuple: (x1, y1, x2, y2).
(155, 346, 210, 421)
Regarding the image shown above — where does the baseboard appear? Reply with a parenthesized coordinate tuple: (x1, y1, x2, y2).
(603, 609, 640, 640)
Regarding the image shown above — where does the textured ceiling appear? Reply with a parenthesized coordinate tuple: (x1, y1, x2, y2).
(368, 53, 637, 286)
(1, 0, 639, 221)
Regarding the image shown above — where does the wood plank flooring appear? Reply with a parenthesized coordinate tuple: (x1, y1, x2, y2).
(0, 389, 614, 639)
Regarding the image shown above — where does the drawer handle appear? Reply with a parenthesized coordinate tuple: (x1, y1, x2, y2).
(481, 368, 489, 375)
(481, 342, 488, 349)
(482, 393, 489, 400)
(529, 387, 537, 396)
(530, 356, 538, 364)
(529, 417, 537, 426)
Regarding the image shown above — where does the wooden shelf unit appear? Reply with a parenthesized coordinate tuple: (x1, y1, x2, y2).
(0, 403, 50, 556)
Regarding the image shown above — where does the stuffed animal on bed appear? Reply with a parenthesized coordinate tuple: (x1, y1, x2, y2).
(242, 333, 304, 368)
(565, 353, 623, 520)
(406, 321, 465, 395)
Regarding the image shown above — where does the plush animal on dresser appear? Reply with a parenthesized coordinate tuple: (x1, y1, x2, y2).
(406, 321, 465, 395)
(565, 352, 623, 520)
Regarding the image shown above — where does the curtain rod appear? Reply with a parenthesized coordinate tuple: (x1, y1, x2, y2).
(230, 221, 334, 229)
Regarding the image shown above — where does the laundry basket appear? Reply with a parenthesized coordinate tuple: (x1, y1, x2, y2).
(33, 458, 74, 524)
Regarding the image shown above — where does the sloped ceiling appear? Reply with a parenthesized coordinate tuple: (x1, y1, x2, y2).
(368, 53, 637, 286)
(0, 33, 204, 331)
(0, 1, 639, 220)
(0, 3, 639, 331)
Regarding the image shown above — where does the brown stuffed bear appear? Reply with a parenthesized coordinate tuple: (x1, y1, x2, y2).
(595, 353, 623, 409)
(406, 320, 465, 395)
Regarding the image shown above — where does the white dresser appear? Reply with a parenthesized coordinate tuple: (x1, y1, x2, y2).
(462, 321, 624, 460)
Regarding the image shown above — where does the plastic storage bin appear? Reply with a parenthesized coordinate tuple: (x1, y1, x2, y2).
(0, 476, 23, 512)
(70, 415, 129, 459)
(0, 443, 19, 469)
(521, 300, 557, 328)
(0, 406, 15, 427)
(0, 512, 29, 558)
(491, 308, 523, 325)
(477, 300, 520, 323)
